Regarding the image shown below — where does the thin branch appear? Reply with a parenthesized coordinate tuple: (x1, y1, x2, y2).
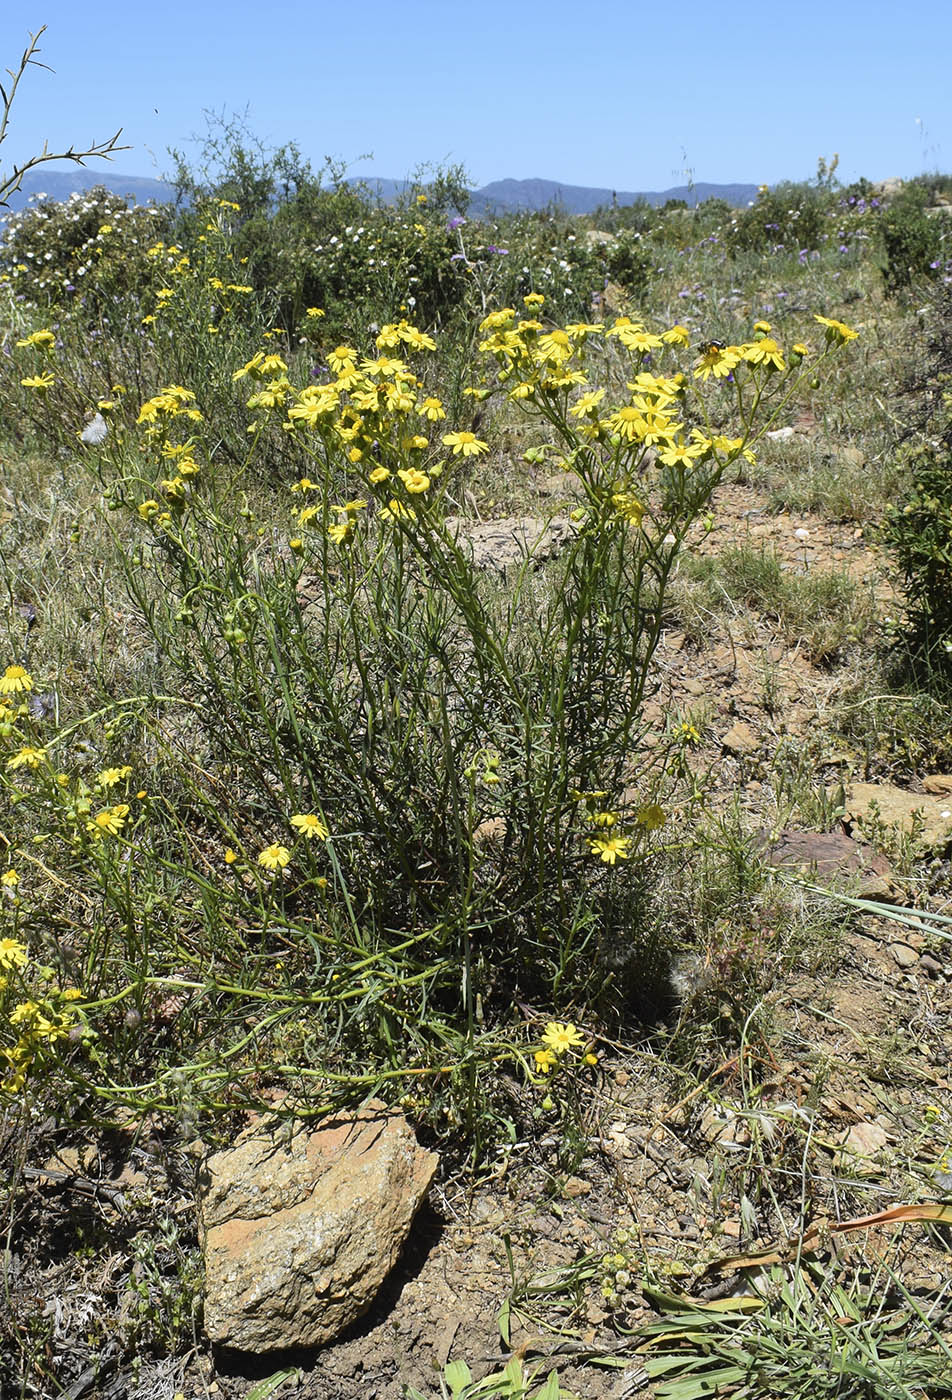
(0, 26, 131, 208)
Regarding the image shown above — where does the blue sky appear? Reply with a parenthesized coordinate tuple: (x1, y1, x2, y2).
(1, 1, 949, 195)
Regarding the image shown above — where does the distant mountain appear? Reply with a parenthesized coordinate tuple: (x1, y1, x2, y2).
(3, 167, 176, 212)
(2, 166, 759, 218)
(467, 177, 760, 215)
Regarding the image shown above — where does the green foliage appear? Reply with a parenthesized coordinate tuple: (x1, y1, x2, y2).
(639, 1261, 952, 1400)
(0, 186, 173, 311)
(728, 181, 834, 255)
(881, 434, 952, 675)
(879, 183, 949, 290)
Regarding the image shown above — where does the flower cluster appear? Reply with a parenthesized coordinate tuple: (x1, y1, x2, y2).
(532, 1020, 597, 1075)
(0, 936, 84, 1096)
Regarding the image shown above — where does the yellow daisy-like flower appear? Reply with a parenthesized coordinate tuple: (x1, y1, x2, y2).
(814, 314, 859, 344)
(1, 870, 19, 888)
(0, 940, 26, 974)
(418, 396, 446, 421)
(662, 324, 690, 345)
(96, 766, 133, 789)
(588, 835, 631, 864)
(611, 491, 645, 526)
(0, 665, 33, 695)
(541, 1021, 586, 1055)
(442, 431, 489, 457)
(290, 813, 329, 841)
(16, 329, 55, 348)
(6, 746, 47, 771)
(20, 373, 55, 390)
(87, 804, 130, 838)
(534, 1048, 558, 1074)
(0, 938, 27, 970)
(398, 323, 436, 351)
(636, 804, 667, 830)
(569, 388, 606, 418)
(258, 843, 291, 871)
(397, 467, 431, 494)
(368, 467, 392, 485)
(523, 292, 545, 308)
(607, 405, 648, 442)
(693, 345, 741, 381)
(327, 519, 355, 546)
(741, 337, 785, 372)
(328, 345, 358, 373)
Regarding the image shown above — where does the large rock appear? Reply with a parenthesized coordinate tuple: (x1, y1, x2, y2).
(845, 781, 952, 851)
(198, 1101, 438, 1352)
(443, 515, 573, 572)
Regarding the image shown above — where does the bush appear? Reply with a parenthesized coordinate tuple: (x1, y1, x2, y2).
(729, 181, 833, 255)
(879, 184, 950, 290)
(0, 187, 173, 312)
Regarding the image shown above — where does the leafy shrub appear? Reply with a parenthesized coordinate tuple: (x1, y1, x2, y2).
(0, 186, 172, 311)
(879, 183, 949, 290)
(881, 432, 952, 675)
(729, 181, 833, 255)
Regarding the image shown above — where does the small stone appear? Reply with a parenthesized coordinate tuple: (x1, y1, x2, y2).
(562, 1176, 591, 1199)
(889, 943, 919, 969)
(722, 721, 758, 756)
(920, 954, 944, 978)
(839, 1120, 890, 1159)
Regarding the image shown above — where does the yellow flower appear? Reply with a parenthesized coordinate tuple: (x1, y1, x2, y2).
(328, 346, 358, 373)
(534, 1048, 558, 1074)
(588, 835, 630, 864)
(397, 323, 436, 351)
(258, 843, 291, 871)
(607, 405, 648, 442)
(290, 813, 329, 841)
(569, 389, 605, 418)
(662, 324, 690, 345)
(327, 519, 355, 546)
(306, 307, 325, 319)
(636, 804, 666, 830)
(418, 396, 446, 421)
(397, 467, 431, 494)
(87, 804, 130, 838)
(6, 746, 46, 771)
(224, 848, 238, 864)
(541, 1021, 586, 1054)
(1, 870, 19, 888)
(16, 329, 55, 348)
(741, 337, 785, 371)
(0, 937, 27, 969)
(611, 491, 645, 526)
(96, 767, 133, 789)
(0, 665, 33, 695)
(368, 467, 392, 485)
(20, 373, 55, 390)
(814, 314, 859, 344)
(523, 293, 545, 308)
(693, 344, 741, 380)
(442, 431, 489, 457)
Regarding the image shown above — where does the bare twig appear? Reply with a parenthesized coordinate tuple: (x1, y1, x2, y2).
(0, 26, 130, 208)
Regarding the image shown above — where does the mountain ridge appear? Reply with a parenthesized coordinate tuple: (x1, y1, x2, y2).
(2, 166, 760, 216)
